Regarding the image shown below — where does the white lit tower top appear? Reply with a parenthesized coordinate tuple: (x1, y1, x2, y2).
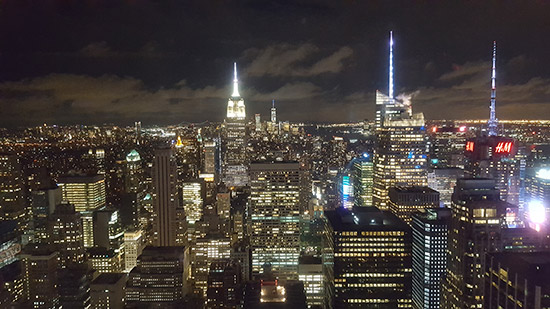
(487, 41, 498, 136)
(227, 62, 246, 119)
(271, 99, 276, 123)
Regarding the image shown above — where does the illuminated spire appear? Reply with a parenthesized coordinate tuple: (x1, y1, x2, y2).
(488, 41, 498, 136)
(232, 62, 240, 98)
(272, 99, 275, 108)
(389, 31, 394, 99)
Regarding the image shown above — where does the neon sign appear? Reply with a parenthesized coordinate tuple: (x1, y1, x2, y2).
(466, 141, 475, 152)
(495, 141, 513, 154)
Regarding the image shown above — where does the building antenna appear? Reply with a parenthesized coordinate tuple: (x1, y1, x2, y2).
(488, 41, 498, 136)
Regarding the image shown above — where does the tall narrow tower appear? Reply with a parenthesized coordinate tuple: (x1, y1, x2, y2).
(223, 63, 248, 186)
(488, 41, 498, 136)
(271, 99, 276, 124)
(389, 30, 394, 100)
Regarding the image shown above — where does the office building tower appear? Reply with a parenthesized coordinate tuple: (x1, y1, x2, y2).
(124, 230, 144, 273)
(58, 265, 93, 309)
(0, 221, 23, 305)
(181, 181, 203, 224)
(216, 190, 231, 220)
(411, 208, 450, 309)
(442, 178, 509, 308)
(388, 186, 440, 224)
(373, 114, 428, 210)
(124, 149, 145, 228)
(324, 207, 412, 308)
(339, 174, 354, 209)
(81, 211, 94, 248)
(484, 252, 550, 309)
(526, 167, 550, 209)
(49, 203, 85, 268)
(135, 121, 142, 143)
(19, 246, 59, 308)
(152, 148, 181, 246)
(202, 141, 217, 175)
(249, 162, 304, 280)
(271, 99, 277, 124)
(0, 153, 27, 227)
(88, 247, 122, 274)
(222, 63, 249, 187)
(255, 113, 261, 132)
(231, 242, 251, 282)
(465, 136, 520, 206)
(373, 32, 428, 210)
(58, 174, 106, 212)
(0, 260, 24, 306)
(87, 148, 106, 175)
(30, 186, 62, 243)
(193, 234, 232, 296)
(352, 154, 374, 207)
(126, 246, 189, 305)
(206, 259, 243, 309)
(427, 168, 464, 207)
(90, 273, 127, 309)
(93, 207, 124, 254)
(298, 255, 324, 308)
(428, 125, 468, 169)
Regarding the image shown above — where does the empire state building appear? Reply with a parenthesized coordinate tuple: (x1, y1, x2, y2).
(222, 63, 248, 186)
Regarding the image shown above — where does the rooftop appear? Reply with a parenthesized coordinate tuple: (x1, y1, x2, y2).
(92, 273, 126, 285)
(325, 206, 410, 231)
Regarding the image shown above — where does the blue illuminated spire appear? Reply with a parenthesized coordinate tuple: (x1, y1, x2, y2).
(389, 31, 394, 99)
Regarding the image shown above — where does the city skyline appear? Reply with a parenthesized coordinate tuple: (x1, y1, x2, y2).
(1, 1, 550, 127)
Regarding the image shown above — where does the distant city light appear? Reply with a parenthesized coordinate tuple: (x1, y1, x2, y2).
(459, 126, 466, 132)
(536, 168, 550, 180)
(528, 200, 546, 225)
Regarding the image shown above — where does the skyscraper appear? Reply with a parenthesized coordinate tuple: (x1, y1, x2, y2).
(388, 186, 440, 224)
(58, 174, 106, 212)
(222, 63, 248, 187)
(351, 154, 374, 207)
(373, 32, 428, 210)
(271, 99, 277, 124)
(152, 148, 181, 246)
(126, 246, 189, 305)
(249, 162, 304, 281)
(20, 246, 59, 308)
(181, 181, 203, 224)
(373, 114, 428, 210)
(442, 178, 509, 308)
(49, 203, 85, 268)
(0, 154, 27, 228)
(484, 252, 550, 308)
(324, 206, 412, 308)
(411, 207, 450, 309)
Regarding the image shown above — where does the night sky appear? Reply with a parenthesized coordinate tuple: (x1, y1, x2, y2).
(1, 0, 550, 127)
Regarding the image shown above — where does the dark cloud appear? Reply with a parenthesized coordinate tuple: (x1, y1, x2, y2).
(245, 44, 353, 77)
(1, 1, 550, 126)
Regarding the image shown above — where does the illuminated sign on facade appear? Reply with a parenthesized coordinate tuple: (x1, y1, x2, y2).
(494, 141, 513, 154)
(466, 141, 475, 152)
(0, 240, 21, 268)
